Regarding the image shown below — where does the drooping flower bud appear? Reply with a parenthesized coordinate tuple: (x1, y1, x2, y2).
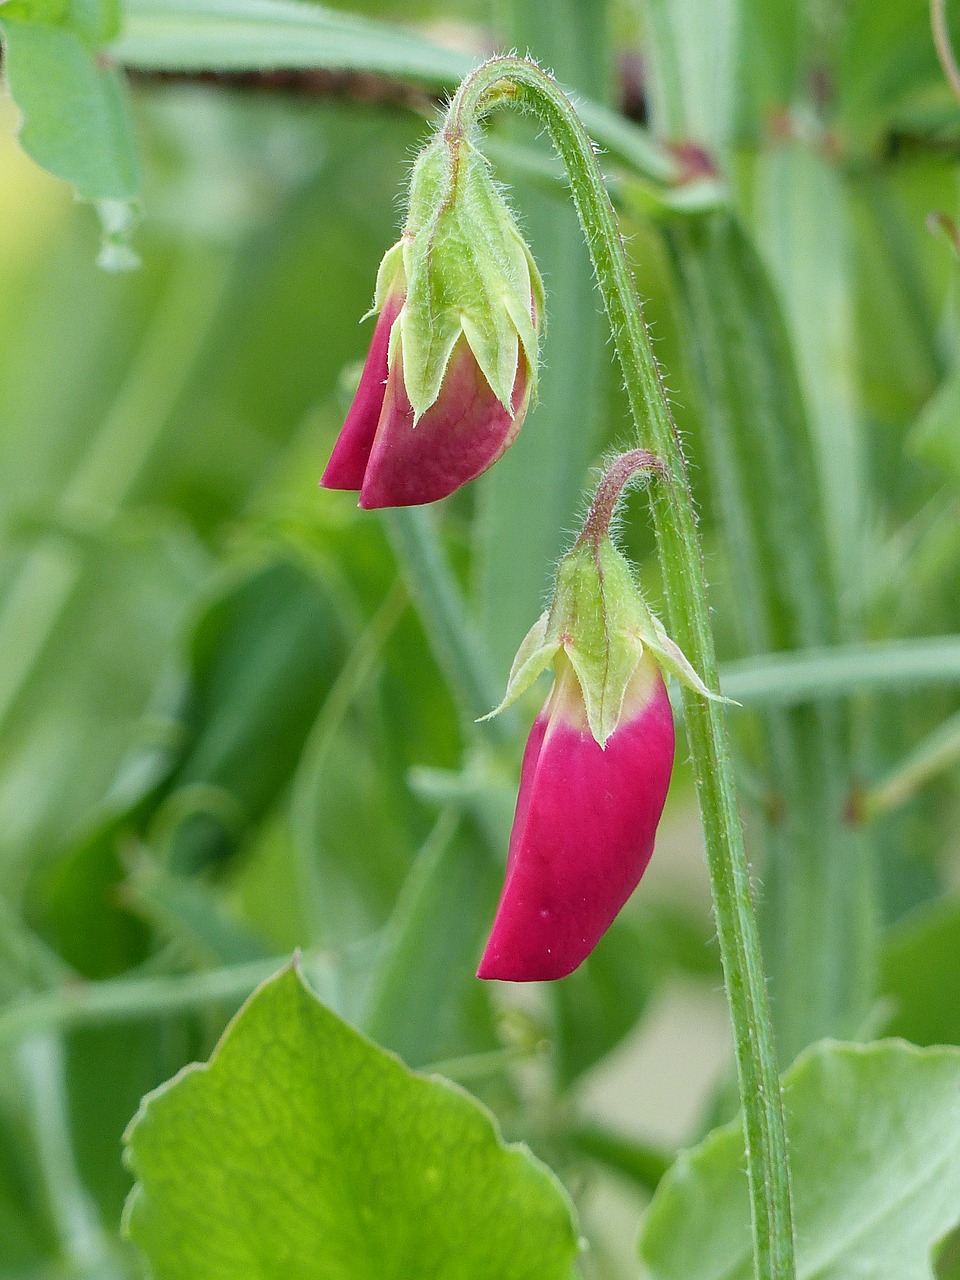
(321, 129, 543, 508)
(477, 452, 722, 982)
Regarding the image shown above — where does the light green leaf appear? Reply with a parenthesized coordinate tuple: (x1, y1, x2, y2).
(124, 965, 580, 1280)
(640, 1040, 960, 1280)
(0, 16, 141, 202)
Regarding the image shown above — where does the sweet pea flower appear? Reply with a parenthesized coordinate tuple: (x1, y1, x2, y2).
(321, 131, 543, 508)
(478, 451, 723, 982)
(477, 648, 674, 981)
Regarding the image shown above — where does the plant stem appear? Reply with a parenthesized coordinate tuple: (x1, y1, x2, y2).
(932, 0, 960, 103)
(446, 57, 795, 1278)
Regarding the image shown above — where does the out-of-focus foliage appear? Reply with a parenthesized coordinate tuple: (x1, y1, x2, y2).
(1, 0, 960, 1275)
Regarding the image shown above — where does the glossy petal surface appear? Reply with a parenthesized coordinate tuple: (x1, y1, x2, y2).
(478, 656, 675, 982)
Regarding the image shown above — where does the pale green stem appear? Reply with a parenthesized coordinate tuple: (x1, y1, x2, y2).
(864, 707, 960, 817)
(932, 0, 960, 103)
(720, 636, 960, 706)
(445, 57, 795, 1278)
(18, 1034, 124, 1279)
(0, 954, 337, 1048)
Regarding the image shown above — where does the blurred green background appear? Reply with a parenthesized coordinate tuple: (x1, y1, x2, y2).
(2, 0, 960, 1275)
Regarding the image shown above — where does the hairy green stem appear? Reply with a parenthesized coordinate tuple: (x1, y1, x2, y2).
(446, 57, 795, 1278)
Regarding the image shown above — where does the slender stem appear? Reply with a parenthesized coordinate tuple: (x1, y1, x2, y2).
(719, 635, 960, 706)
(0, 954, 336, 1047)
(865, 706, 960, 817)
(932, 0, 960, 103)
(576, 449, 664, 548)
(446, 57, 795, 1278)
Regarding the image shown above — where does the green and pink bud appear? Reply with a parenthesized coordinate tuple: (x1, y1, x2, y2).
(321, 131, 543, 508)
(478, 452, 722, 982)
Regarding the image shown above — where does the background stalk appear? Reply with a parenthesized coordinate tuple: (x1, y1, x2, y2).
(445, 57, 796, 1279)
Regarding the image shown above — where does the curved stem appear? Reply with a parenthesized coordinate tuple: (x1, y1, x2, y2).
(446, 57, 795, 1279)
(932, 0, 960, 103)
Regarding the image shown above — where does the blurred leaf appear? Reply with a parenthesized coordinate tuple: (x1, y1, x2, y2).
(154, 553, 344, 873)
(641, 0, 740, 151)
(112, 0, 675, 180)
(551, 912, 661, 1090)
(124, 965, 580, 1279)
(833, 0, 960, 147)
(663, 208, 874, 1061)
(911, 363, 960, 482)
(640, 1040, 960, 1280)
(750, 143, 866, 614)
(113, 0, 474, 79)
(362, 813, 501, 1069)
(880, 894, 960, 1046)
(551, 899, 719, 1089)
(1, 0, 140, 257)
(0, 519, 205, 890)
(122, 854, 273, 966)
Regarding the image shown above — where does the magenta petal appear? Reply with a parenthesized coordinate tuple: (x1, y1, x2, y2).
(358, 340, 530, 509)
(320, 293, 403, 491)
(477, 665, 675, 982)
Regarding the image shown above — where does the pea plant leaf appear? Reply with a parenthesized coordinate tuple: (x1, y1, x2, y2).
(123, 964, 580, 1280)
(0, 0, 141, 263)
(639, 1040, 960, 1280)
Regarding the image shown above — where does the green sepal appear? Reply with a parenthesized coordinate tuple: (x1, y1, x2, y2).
(366, 238, 406, 319)
(483, 535, 725, 746)
(478, 611, 560, 722)
(399, 134, 542, 421)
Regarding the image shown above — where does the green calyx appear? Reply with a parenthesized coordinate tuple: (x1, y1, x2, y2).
(484, 536, 723, 748)
(396, 132, 544, 422)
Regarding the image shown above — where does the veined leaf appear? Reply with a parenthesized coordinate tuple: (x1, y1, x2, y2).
(124, 965, 580, 1280)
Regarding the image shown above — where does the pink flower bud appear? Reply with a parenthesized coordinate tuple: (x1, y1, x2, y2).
(477, 650, 675, 982)
(320, 281, 532, 509)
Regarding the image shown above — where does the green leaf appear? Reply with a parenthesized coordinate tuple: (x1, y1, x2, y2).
(155, 554, 345, 874)
(0, 16, 141, 207)
(639, 1040, 960, 1280)
(362, 814, 501, 1070)
(880, 894, 960, 1047)
(123, 965, 580, 1279)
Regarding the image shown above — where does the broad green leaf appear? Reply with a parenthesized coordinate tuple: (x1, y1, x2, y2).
(640, 1040, 960, 1280)
(880, 894, 960, 1047)
(124, 965, 580, 1279)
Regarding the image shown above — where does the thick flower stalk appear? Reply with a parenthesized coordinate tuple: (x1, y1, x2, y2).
(321, 130, 543, 508)
(478, 451, 719, 981)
